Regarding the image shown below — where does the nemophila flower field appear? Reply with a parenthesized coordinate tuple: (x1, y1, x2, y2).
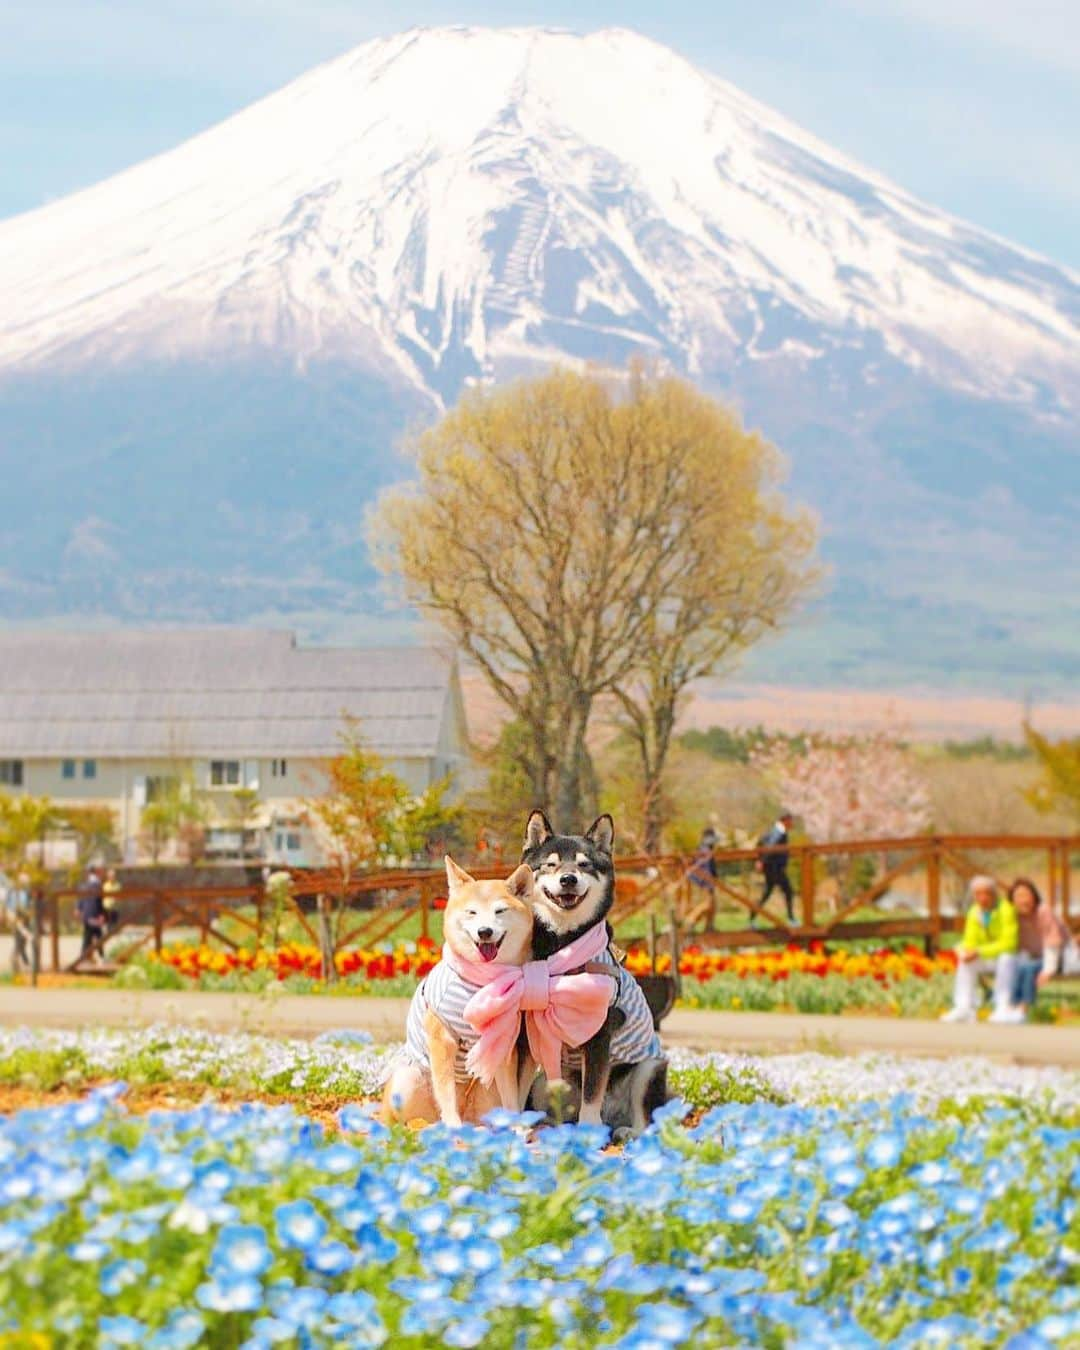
(1, 1027, 1078, 1347)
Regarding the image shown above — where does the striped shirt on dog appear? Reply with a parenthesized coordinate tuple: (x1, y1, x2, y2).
(562, 944, 661, 1072)
(404, 960, 483, 1085)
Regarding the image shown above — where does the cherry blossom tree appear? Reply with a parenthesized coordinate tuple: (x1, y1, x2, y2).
(753, 734, 931, 842)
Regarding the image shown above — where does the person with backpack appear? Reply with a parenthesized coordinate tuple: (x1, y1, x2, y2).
(76, 866, 106, 962)
(751, 811, 795, 925)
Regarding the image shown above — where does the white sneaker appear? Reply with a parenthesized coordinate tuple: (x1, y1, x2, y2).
(940, 1007, 976, 1023)
(989, 1005, 1026, 1024)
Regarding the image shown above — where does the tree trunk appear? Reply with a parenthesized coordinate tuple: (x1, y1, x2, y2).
(640, 700, 677, 854)
(554, 695, 594, 826)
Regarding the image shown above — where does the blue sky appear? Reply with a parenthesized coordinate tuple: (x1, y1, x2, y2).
(3, 0, 1079, 269)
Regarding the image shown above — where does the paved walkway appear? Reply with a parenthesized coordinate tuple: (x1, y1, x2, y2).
(1, 987, 1077, 1066)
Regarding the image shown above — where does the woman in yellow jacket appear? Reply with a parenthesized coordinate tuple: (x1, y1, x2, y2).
(940, 875, 1019, 1024)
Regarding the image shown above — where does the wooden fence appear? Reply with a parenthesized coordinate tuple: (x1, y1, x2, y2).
(35, 833, 1079, 976)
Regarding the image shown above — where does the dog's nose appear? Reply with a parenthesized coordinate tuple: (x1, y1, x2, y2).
(559, 874, 578, 890)
(476, 926, 494, 941)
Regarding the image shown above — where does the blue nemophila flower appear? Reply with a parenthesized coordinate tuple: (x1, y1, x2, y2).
(306, 1239, 354, 1276)
(274, 1199, 326, 1250)
(213, 1223, 273, 1278)
(147, 1310, 205, 1350)
(197, 1275, 263, 1313)
(267, 1283, 328, 1329)
(389, 1276, 453, 1303)
(352, 1222, 398, 1263)
(826, 1163, 864, 1192)
(100, 1257, 146, 1296)
(317, 1142, 361, 1175)
(99, 1315, 146, 1346)
(425, 1236, 470, 1277)
(398, 1296, 460, 1335)
(246, 1316, 295, 1345)
(635, 1302, 701, 1343)
(69, 1236, 109, 1262)
(866, 1132, 904, 1169)
(443, 1315, 490, 1348)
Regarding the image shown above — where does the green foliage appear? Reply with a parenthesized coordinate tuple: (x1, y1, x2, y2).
(939, 735, 1030, 762)
(0, 1044, 91, 1091)
(1023, 721, 1080, 823)
(391, 776, 466, 861)
(0, 789, 58, 883)
(669, 1060, 788, 1109)
(113, 959, 186, 991)
(678, 725, 809, 763)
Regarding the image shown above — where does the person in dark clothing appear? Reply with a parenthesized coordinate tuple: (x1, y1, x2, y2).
(688, 826, 720, 930)
(76, 867, 106, 961)
(752, 812, 795, 924)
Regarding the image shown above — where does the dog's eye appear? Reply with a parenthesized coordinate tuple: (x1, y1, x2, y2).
(466, 910, 477, 917)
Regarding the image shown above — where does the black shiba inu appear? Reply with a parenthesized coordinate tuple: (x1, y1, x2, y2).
(522, 810, 668, 1134)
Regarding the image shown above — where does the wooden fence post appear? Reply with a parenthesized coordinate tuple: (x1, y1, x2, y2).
(153, 895, 163, 955)
(926, 843, 941, 955)
(1059, 841, 1072, 926)
(317, 895, 334, 982)
(648, 913, 658, 974)
(667, 903, 681, 998)
(419, 881, 431, 944)
(1046, 845, 1057, 912)
(800, 848, 815, 931)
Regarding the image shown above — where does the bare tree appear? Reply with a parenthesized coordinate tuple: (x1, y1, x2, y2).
(372, 365, 816, 828)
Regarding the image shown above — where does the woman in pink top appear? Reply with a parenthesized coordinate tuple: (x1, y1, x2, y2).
(1000, 878, 1069, 1022)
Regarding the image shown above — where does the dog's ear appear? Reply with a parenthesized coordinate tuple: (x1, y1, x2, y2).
(524, 809, 554, 853)
(585, 814, 615, 856)
(505, 863, 535, 900)
(445, 856, 475, 893)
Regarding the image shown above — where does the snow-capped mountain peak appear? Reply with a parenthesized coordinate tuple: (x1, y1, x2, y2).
(0, 24, 1076, 412)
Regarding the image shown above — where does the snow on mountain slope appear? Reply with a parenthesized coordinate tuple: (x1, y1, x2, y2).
(1, 25, 1077, 411)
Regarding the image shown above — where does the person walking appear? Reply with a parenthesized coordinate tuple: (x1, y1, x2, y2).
(76, 866, 106, 963)
(751, 811, 795, 925)
(994, 878, 1070, 1023)
(688, 826, 720, 930)
(940, 875, 1018, 1023)
(5, 871, 33, 974)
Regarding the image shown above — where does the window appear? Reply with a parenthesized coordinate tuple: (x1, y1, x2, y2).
(286, 832, 302, 852)
(83, 760, 97, 780)
(271, 758, 288, 778)
(0, 760, 23, 786)
(210, 760, 241, 787)
(62, 759, 76, 779)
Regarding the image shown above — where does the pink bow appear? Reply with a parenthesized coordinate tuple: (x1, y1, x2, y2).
(442, 922, 615, 1087)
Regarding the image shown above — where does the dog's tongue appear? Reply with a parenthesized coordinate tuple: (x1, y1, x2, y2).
(477, 942, 500, 963)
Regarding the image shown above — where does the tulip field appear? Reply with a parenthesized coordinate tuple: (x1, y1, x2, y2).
(139, 939, 977, 1018)
(1, 1025, 1078, 1347)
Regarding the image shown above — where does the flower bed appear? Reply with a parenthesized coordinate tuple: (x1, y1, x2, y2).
(150, 940, 441, 984)
(3, 1026, 1078, 1116)
(1, 1042, 1077, 1346)
(127, 940, 1080, 1020)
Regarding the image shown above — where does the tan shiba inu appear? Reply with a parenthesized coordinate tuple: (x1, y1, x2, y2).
(381, 857, 535, 1127)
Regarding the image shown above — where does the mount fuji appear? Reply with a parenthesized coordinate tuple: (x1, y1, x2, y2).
(1, 26, 1077, 688)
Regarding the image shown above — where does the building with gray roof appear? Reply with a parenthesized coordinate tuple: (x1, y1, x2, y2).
(0, 629, 469, 864)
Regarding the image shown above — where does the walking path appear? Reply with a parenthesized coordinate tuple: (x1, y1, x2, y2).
(1, 987, 1077, 1066)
